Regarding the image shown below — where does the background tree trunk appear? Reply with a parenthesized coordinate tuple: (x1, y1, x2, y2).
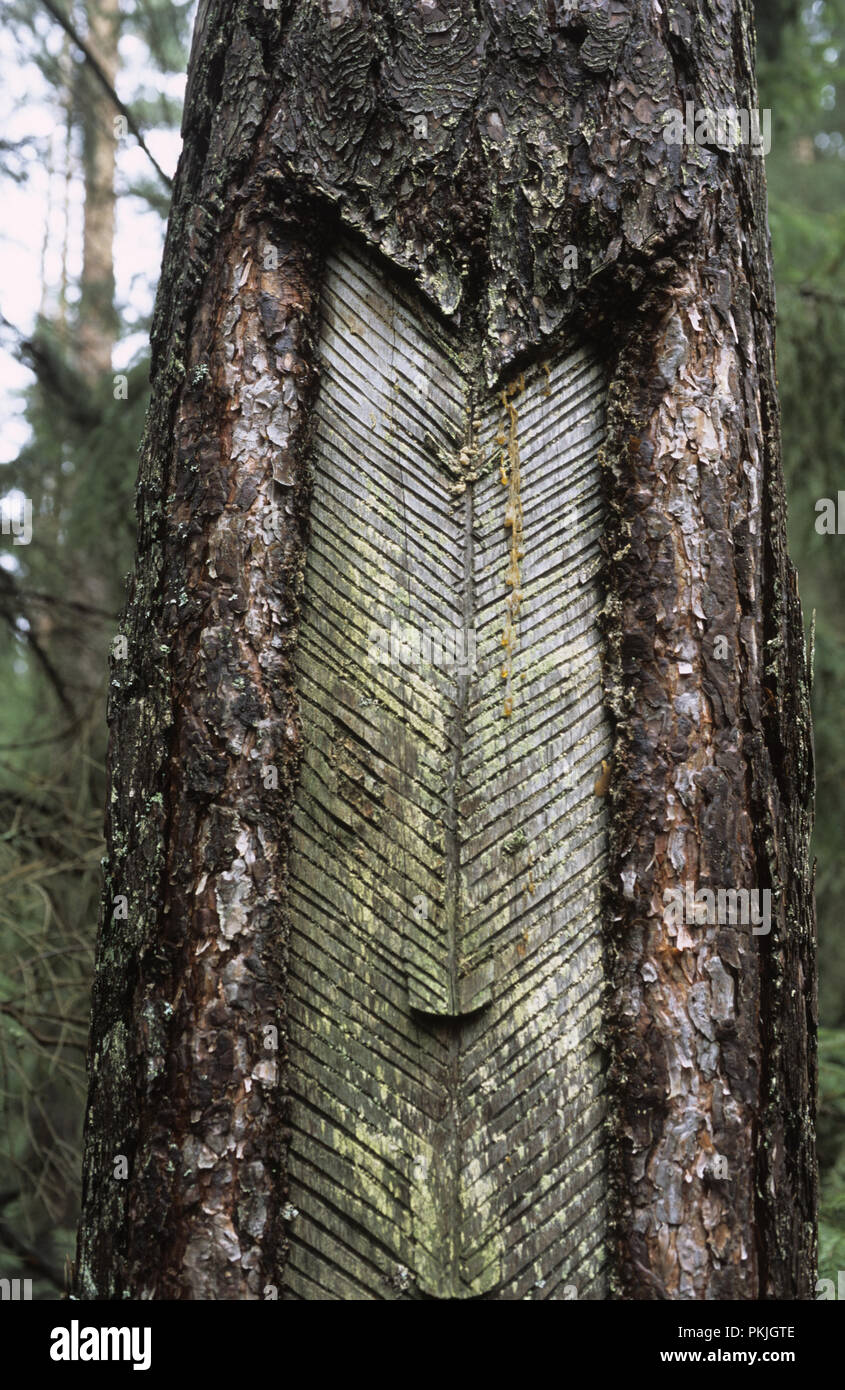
(77, 0, 119, 379)
(76, 0, 815, 1300)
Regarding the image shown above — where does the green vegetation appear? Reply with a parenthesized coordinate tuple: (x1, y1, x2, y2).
(759, 0, 845, 1278)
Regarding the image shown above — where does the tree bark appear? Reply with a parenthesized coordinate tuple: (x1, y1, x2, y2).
(76, 0, 816, 1300)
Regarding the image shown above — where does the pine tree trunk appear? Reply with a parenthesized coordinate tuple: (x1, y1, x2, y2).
(76, 0, 816, 1300)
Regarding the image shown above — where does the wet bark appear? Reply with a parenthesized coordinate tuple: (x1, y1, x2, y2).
(76, 0, 815, 1300)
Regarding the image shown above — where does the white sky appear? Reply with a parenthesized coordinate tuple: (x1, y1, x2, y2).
(0, 8, 190, 468)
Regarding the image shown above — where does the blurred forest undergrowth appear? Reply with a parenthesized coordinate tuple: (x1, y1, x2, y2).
(0, 0, 844, 1296)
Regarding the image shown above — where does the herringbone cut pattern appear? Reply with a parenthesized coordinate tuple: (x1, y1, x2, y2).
(286, 242, 610, 1299)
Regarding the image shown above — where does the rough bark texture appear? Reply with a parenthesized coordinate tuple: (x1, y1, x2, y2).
(76, 0, 815, 1300)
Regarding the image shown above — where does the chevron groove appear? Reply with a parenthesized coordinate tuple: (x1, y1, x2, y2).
(285, 241, 610, 1299)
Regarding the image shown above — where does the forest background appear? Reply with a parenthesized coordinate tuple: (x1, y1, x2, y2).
(0, 0, 842, 1298)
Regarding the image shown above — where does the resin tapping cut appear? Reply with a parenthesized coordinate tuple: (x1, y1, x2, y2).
(287, 241, 610, 1300)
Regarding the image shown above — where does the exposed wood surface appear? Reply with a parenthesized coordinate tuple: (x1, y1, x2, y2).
(286, 243, 609, 1299)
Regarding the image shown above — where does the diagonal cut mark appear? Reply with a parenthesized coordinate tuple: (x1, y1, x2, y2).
(287, 239, 610, 1299)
